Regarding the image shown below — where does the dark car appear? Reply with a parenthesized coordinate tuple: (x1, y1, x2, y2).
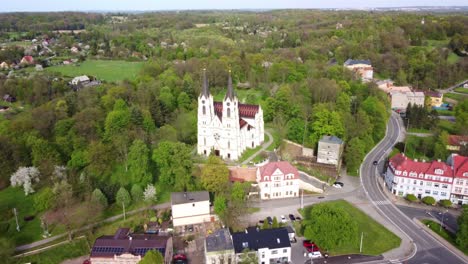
(295, 216, 302, 221)
(373, 160, 378, 166)
(289, 214, 296, 221)
(267, 216, 273, 225)
(334, 181, 344, 187)
(259, 219, 264, 224)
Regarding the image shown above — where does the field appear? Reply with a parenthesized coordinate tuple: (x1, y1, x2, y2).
(45, 60, 144, 82)
(454, 87, 468, 94)
(16, 238, 89, 264)
(421, 219, 468, 255)
(444, 92, 468, 102)
(301, 200, 401, 256)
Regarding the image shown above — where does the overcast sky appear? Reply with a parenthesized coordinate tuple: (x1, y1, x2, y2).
(1, 0, 467, 12)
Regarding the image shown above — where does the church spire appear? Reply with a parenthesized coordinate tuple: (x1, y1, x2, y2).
(225, 69, 235, 100)
(201, 68, 209, 97)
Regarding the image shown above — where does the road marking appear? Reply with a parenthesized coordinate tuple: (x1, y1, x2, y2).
(374, 200, 391, 205)
(389, 260, 401, 264)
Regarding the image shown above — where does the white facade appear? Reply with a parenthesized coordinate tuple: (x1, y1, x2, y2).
(171, 192, 211, 227)
(390, 91, 425, 111)
(448, 154, 468, 205)
(197, 70, 264, 160)
(343, 59, 373, 80)
(257, 162, 299, 200)
(255, 247, 291, 264)
(317, 135, 344, 166)
(71, 75, 90, 85)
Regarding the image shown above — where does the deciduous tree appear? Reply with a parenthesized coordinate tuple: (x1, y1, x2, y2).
(201, 155, 229, 194)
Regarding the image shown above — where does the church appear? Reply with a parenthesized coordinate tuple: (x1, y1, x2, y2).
(197, 69, 264, 160)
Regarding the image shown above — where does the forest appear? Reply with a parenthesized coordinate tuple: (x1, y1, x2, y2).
(0, 10, 467, 260)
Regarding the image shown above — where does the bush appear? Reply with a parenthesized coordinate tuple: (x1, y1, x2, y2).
(439, 199, 452, 208)
(91, 188, 108, 208)
(116, 187, 131, 207)
(422, 196, 436, 205)
(405, 194, 418, 202)
(34, 187, 55, 212)
(130, 184, 143, 202)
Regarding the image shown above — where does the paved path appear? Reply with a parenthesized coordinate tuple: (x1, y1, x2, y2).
(15, 202, 171, 252)
(437, 79, 468, 94)
(406, 132, 434, 137)
(241, 130, 273, 165)
(360, 112, 467, 264)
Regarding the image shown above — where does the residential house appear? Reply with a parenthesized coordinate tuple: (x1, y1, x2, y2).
(0, 62, 9, 69)
(447, 154, 468, 205)
(446, 135, 468, 152)
(232, 227, 291, 264)
(343, 59, 373, 80)
(425, 91, 443, 107)
(256, 161, 299, 200)
(385, 153, 455, 202)
(71, 75, 90, 86)
(20, 56, 34, 65)
(317, 135, 344, 167)
(3, 94, 16, 103)
(171, 191, 211, 227)
(90, 228, 173, 264)
(390, 91, 425, 111)
(205, 228, 235, 264)
(376, 80, 412, 94)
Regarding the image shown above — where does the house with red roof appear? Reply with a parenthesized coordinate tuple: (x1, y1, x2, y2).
(385, 153, 455, 201)
(20, 56, 34, 65)
(256, 161, 299, 200)
(447, 154, 468, 205)
(446, 135, 468, 152)
(197, 69, 264, 160)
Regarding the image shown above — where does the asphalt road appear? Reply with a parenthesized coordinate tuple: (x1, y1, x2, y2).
(360, 112, 466, 264)
(396, 205, 459, 234)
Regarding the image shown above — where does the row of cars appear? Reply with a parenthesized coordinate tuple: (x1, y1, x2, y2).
(259, 214, 302, 225)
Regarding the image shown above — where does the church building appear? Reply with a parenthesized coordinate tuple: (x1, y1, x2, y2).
(197, 69, 264, 160)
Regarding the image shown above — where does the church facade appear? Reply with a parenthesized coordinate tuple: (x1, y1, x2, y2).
(197, 70, 264, 160)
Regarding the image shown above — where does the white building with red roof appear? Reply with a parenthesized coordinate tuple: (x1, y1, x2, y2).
(256, 161, 299, 200)
(197, 69, 264, 160)
(447, 154, 468, 205)
(385, 153, 468, 203)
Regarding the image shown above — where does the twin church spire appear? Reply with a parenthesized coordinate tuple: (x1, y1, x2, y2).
(200, 69, 235, 100)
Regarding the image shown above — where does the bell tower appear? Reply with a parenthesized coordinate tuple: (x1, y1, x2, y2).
(222, 70, 240, 159)
(197, 68, 213, 156)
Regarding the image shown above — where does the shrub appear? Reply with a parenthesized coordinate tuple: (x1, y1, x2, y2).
(130, 184, 143, 202)
(91, 188, 108, 208)
(439, 199, 452, 208)
(422, 196, 436, 205)
(34, 187, 55, 211)
(405, 194, 418, 202)
(116, 187, 131, 207)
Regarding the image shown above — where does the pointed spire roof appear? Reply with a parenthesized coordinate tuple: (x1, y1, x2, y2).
(225, 69, 236, 100)
(201, 68, 209, 98)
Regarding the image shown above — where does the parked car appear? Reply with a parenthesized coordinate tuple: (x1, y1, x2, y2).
(295, 216, 302, 221)
(267, 216, 273, 225)
(334, 181, 344, 187)
(259, 219, 264, 224)
(173, 253, 188, 264)
(289, 214, 296, 221)
(280, 215, 287, 223)
(373, 160, 378, 166)
(333, 183, 342, 188)
(308, 251, 323, 258)
(303, 240, 314, 248)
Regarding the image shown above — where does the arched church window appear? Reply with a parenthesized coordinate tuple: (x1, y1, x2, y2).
(204, 138, 206, 146)
(203, 106, 206, 115)
(227, 108, 231, 118)
(228, 141, 230, 149)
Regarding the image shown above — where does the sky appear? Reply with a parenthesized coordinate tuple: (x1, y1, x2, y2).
(0, 0, 467, 12)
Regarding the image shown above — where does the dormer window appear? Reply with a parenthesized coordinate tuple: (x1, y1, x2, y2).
(435, 169, 443, 175)
(403, 171, 408, 176)
(264, 176, 269, 181)
(464, 172, 468, 177)
(242, 242, 248, 248)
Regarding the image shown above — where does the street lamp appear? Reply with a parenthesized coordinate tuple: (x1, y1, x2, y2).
(440, 209, 448, 232)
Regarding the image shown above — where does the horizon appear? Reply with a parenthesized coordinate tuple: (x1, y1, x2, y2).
(1, 0, 467, 12)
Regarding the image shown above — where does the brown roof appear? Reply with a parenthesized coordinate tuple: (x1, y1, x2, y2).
(258, 161, 299, 182)
(213, 101, 260, 123)
(229, 167, 257, 182)
(448, 135, 468, 147)
(90, 228, 169, 258)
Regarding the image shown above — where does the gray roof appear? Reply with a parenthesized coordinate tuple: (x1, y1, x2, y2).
(232, 227, 291, 253)
(224, 71, 236, 101)
(171, 191, 209, 205)
(206, 228, 234, 252)
(344, 59, 371, 66)
(319, 135, 344, 145)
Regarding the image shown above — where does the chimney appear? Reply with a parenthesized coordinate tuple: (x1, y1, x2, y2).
(245, 229, 248, 234)
(277, 238, 280, 244)
(129, 236, 132, 241)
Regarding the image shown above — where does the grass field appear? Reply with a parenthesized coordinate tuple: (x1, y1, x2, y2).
(16, 238, 90, 264)
(301, 200, 401, 256)
(45, 59, 144, 82)
(435, 109, 455, 116)
(454, 87, 468, 94)
(421, 219, 468, 255)
(437, 119, 457, 134)
(447, 52, 461, 64)
(407, 127, 432, 133)
(444, 92, 468, 102)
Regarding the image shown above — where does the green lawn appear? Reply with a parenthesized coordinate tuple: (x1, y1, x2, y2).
(238, 145, 263, 163)
(407, 127, 432, 133)
(437, 120, 457, 134)
(45, 59, 144, 82)
(16, 238, 90, 264)
(444, 92, 468, 102)
(435, 109, 455, 116)
(301, 200, 401, 256)
(454, 87, 468, 94)
(296, 164, 333, 183)
(447, 52, 461, 64)
(421, 219, 468, 255)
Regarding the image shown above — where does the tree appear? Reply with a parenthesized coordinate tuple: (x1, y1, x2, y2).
(91, 188, 108, 208)
(201, 155, 229, 194)
(0, 238, 14, 264)
(131, 184, 144, 202)
(116, 187, 131, 207)
(230, 182, 246, 203)
(439, 199, 452, 208)
(272, 216, 279, 228)
(456, 206, 468, 250)
(152, 141, 193, 191)
(405, 194, 418, 202)
(309, 108, 344, 146)
(143, 184, 157, 202)
(214, 196, 227, 218)
(139, 249, 164, 264)
(286, 118, 306, 144)
(422, 196, 436, 205)
(34, 187, 55, 212)
(10, 166, 40, 195)
(127, 139, 152, 185)
(303, 203, 359, 250)
(238, 248, 259, 264)
(262, 219, 270, 229)
(344, 138, 366, 174)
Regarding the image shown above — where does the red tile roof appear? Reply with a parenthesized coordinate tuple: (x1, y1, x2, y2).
(22, 56, 34, 63)
(453, 155, 468, 178)
(258, 161, 299, 182)
(426, 160, 452, 177)
(389, 153, 430, 175)
(213, 101, 260, 126)
(448, 135, 468, 147)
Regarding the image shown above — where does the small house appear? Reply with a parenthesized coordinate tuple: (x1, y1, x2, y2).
(171, 191, 211, 227)
(71, 75, 90, 86)
(344, 59, 373, 80)
(317, 135, 344, 167)
(20, 56, 34, 65)
(205, 228, 235, 264)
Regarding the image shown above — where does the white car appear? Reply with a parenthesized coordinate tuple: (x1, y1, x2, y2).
(280, 215, 287, 223)
(308, 251, 323, 259)
(332, 183, 342, 188)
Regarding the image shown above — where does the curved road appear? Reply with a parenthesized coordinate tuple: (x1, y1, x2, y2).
(361, 112, 466, 264)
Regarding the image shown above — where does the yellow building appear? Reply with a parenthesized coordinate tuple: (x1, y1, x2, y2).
(425, 91, 443, 107)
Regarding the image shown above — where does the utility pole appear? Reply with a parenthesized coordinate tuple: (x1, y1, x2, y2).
(122, 202, 126, 221)
(360, 232, 364, 253)
(13, 208, 20, 232)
